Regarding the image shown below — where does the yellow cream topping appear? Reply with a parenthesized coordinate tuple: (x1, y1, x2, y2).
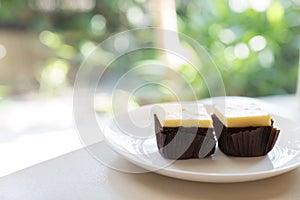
(214, 103, 271, 127)
(155, 104, 212, 128)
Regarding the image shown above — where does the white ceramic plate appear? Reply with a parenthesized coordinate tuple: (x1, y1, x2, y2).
(104, 99, 300, 183)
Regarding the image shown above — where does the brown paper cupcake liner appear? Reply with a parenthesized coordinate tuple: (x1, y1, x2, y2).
(154, 114, 216, 160)
(212, 114, 280, 157)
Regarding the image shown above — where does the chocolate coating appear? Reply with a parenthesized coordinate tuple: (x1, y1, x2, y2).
(154, 114, 216, 160)
(212, 114, 280, 157)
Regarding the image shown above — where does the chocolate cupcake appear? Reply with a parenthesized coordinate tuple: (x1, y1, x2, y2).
(212, 103, 280, 157)
(154, 104, 216, 160)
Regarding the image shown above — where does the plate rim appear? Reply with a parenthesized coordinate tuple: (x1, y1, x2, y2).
(104, 134, 300, 183)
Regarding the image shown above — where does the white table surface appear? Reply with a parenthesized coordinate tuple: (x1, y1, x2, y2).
(1, 95, 300, 200)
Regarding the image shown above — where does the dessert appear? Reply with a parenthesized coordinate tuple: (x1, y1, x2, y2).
(212, 102, 280, 157)
(154, 104, 216, 160)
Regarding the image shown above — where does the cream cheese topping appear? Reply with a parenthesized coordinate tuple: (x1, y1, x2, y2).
(213, 102, 271, 127)
(155, 104, 212, 128)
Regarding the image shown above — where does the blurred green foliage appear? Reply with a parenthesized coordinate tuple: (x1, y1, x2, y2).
(0, 0, 299, 100)
(176, 0, 300, 96)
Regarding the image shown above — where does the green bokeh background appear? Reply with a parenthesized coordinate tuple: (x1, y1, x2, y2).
(0, 0, 299, 102)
